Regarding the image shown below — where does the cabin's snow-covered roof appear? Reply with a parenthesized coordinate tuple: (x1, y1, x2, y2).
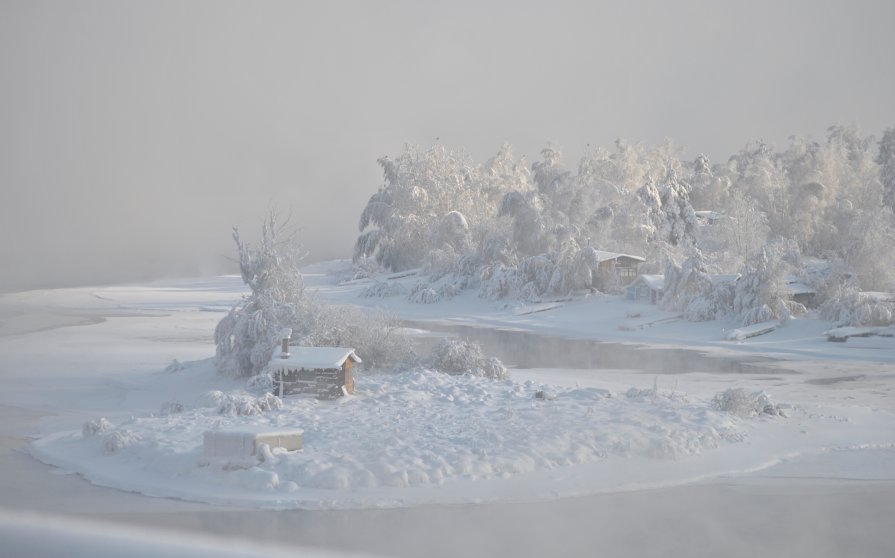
(783, 275, 816, 296)
(592, 250, 645, 263)
(709, 274, 741, 285)
(268, 346, 361, 370)
(629, 274, 665, 290)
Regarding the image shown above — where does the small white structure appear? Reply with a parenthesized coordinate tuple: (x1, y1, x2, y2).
(626, 274, 665, 304)
(203, 429, 303, 459)
(268, 345, 362, 399)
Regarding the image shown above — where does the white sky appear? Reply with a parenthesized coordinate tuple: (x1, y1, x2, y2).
(2, 0, 894, 291)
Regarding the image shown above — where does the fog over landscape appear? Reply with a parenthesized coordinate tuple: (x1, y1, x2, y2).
(3, 4, 895, 557)
(3, 0, 895, 292)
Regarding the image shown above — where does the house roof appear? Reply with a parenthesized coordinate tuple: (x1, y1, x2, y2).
(709, 273, 741, 285)
(268, 346, 362, 370)
(592, 250, 646, 264)
(783, 275, 816, 296)
(629, 274, 665, 290)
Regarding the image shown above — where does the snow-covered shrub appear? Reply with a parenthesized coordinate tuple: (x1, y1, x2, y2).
(429, 338, 509, 379)
(711, 388, 781, 417)
(103, 430, 142, 455)
(422, 247, 460, 281)
(479, 265, 523, 300)
(407, 284, 441, 304)
(819, 285, 895, 326)
(245, 372, 275, 394)
(360, 280, 405, 298)
(208, 391, 283, 416)
(299, 303, 413, 370)
(82, 418, 112, 438)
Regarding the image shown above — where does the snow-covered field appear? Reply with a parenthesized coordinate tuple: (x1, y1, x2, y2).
(2, 262, 893, 514)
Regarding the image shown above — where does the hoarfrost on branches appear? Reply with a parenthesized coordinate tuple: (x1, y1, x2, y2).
(429, 338, 509, 380)
(216, 211, 414, 377)
(351, 127, 895, 314)
(712, 388, 782, 418)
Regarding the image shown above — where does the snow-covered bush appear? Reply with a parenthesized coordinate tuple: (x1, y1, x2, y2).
(711, 388, 781, 418)
(208, 391, 283, 416)
(407, 283, 441, 304)
(428, 338, 509, 380)
(360, 280, 405, 298)
(103, 430, 142, 455)
(819, 285, 895, 326)
(82, 418, 112, 438)
(245, 372, 275, 394)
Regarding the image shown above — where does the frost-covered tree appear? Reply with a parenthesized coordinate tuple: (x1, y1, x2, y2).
(877, 127, 895, 211)
(217, 212, 413, 377)
(215, 212, 306, 377)
(732, 247, 803, 326)
(353, 127, 894, 304)
(660, 252, 730, 320)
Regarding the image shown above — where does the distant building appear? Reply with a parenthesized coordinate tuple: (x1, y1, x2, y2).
(590, 250, 645, 286)
(694, 210, 724, 225)
(625, 273, 740, 305)
(783, 275, 817, 306)
(267, 341, 361, 400)
(625, 274, 665, 304)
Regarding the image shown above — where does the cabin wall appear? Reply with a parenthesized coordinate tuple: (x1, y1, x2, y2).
(275, 366, 349, 399)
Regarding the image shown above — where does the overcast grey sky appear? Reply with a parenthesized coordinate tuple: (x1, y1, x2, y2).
(2, 0, 894, 292)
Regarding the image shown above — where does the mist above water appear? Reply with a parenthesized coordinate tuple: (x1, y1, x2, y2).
(3, 0, 894, 292)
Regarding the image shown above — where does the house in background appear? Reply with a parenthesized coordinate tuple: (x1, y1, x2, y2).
(591, 250, 645, 287)
(783, 275, 817, 306)
(625, 273, 740, 305)
(625, 274, 665, 304)
(267, 340, 361, 399)
(694, 210, 724, 225)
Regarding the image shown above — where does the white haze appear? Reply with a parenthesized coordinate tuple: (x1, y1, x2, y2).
(2, 0, 894, 292)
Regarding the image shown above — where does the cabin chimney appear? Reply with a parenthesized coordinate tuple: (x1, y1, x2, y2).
(280, 328, 292, 359)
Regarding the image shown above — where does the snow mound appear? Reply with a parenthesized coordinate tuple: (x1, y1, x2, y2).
(32, 370, 785, 508)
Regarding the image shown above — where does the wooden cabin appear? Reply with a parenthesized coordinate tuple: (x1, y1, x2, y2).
(592, 250, 646, 287)
(267, 344, 361, 400)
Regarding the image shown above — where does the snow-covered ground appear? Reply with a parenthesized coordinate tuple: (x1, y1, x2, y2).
(2, 263, 892, 513)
